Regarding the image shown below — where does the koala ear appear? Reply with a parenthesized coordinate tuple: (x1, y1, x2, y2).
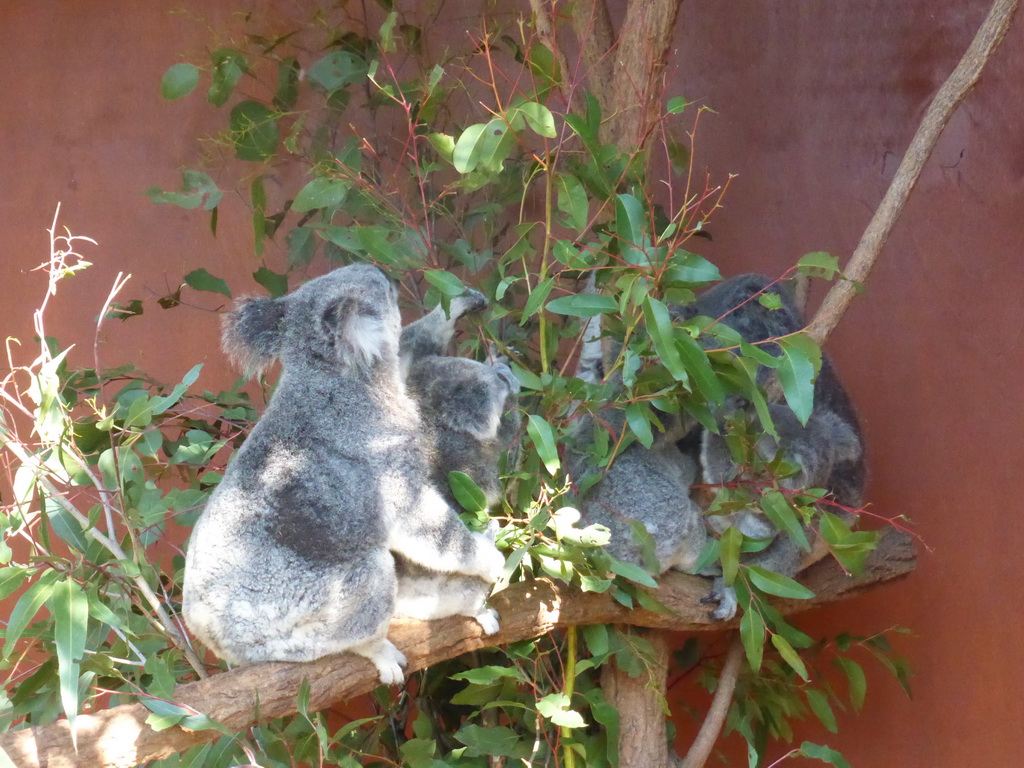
(221, 296, 287, 377)
(333, 296, 389, 369)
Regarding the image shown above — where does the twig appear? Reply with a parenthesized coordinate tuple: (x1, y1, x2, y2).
(678, 636, 745, 768)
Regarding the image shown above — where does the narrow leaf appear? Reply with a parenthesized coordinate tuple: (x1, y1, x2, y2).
(527, 415, 560, 475)
(747, 566, 815, 599)
(448, 471, 487, 512)
(833, 657, 867, 710)
(184, 268, 231, 297)
(546, 293, 618, 318)
(739, 605, 765, 671)
(50, 578, 89, 737)
(4, 573, 57, 657)
(771, 634, 809, 680)
(642, 297, 688, 382)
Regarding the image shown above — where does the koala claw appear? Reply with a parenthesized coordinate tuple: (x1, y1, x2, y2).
(475, 608, 501, 635)
(357, 639, 408, 685)
(701, 579, 738, 621)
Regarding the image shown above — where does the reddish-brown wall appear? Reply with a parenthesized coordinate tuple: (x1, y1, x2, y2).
(2, 2, 1022, 765)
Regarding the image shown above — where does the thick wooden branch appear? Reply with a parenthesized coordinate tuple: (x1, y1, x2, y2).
(0, 529, 914, 768)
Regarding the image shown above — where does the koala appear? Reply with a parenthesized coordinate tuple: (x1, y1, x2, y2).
(391, 291, 521, 634)
(182, 264, 505, 683)
(671, 273, 866, 619)
(570, 307, 708, 575)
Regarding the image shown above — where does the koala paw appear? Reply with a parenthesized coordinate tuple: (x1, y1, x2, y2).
(700, 578, 738, 621)
(473, 532, 506, 583)
(357, 638, 408, 685)
(474, 608, 501, 635)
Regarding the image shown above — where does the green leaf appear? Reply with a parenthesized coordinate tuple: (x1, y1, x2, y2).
(274, 56, 300, 110)
(719, 525, 742, 586)
(520, 278, 554, 323)
(642, 297, 688, 382)
(805, 688, 838, 733)
(453, 119, 514, 174)
(661, 251, 721, 284)
(615, 193, 648, 264)
(292, 177, 349, 213)
(666, 96, 691, 114)
(145, 170, 222, 211)
(746, 566, 814, 600)
(771, 634, 809, 680)
(581, 624, 609, 658)
(624, 402, 655, 449)
(422, 269, 466, 297)
(455, 725, 531, 758)
(833, 657, 867, 710)
(760, 489, 811, 551)
(675, 333, 724, 405)
(184, 268, 231, 298)
(4, 572, 57, 657)
(448, 471, 487, 512)
(229, 100, 279, 162)
(739, 605, 765, 671)
(527, 414, 560, 475)
(50, 578, 89, 733)
(546, 293, 618, 318)
(151, 363, 202, 415)
(776, 334, 822, 425)
(287, 225, 317, 268)
(797, 251, 840, 280)
(161, 63, 199, 100)
(512, 101, 557, 138)
(607, 558, 657, 588)
(207, 48, 246, 106)
(556, 174, 589, 230)
(450, 665, 524, 684)
(308, 51, 368, 92)
(798, 742, 851, 768)
(536, 692, 588, 728)
(253, 267, 288, 299)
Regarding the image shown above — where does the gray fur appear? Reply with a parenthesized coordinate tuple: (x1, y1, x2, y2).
(673, 274, 866, 619)
(571, 304, 708, 575)
(393, 292, 519, 633)
(183, 265, 503, 682)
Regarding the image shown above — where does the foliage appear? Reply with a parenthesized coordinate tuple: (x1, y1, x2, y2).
(0, 4, 912, 768)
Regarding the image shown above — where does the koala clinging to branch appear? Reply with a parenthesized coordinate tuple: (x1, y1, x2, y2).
(393, 290, 520, 632)
(183, 264, 504, 683)
(672, 273, 866, 619)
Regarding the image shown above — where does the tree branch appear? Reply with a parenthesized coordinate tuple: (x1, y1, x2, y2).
(0, 529, 914, 768)
(805, 0, 1021, 344)
(678, 636, 744, 768)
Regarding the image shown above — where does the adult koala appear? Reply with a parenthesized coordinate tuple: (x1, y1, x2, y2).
(392, 291, 520, 632)
(569, 307, 708, 576)
(182, 264, 504, 683)
(673, 273, 866, 619)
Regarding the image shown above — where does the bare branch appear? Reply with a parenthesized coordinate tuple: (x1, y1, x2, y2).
(0, 529, 915, 768)
(806, 0, 1021, 345)
(678, 636, 745, 768)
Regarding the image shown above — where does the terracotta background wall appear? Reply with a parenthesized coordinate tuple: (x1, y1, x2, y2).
(2, 2, 1022, 765)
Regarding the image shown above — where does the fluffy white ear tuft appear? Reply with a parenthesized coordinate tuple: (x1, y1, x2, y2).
(335, 297, 391, 370)
(221, 296, 286, 377)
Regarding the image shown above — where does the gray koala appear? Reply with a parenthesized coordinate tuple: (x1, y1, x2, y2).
(672, 273, 866, 619)
(570, 309, 708, 575)
(391, 291, 520, 632)
(182, 264, 505, 683)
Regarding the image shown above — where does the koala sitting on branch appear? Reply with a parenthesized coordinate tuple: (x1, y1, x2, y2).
(182, 264, 505, 684)
(672, 273, 866, 619)
(393, 290, 520, 633)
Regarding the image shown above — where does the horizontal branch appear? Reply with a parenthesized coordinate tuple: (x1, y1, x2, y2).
(0, 529, 915, 768)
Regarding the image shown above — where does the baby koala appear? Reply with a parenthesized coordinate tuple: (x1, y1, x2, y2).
(392, 290, 520, 634)
(182, 264, 504, 683)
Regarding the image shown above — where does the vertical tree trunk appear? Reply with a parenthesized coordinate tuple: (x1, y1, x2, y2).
(600, 628, 672, 768)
